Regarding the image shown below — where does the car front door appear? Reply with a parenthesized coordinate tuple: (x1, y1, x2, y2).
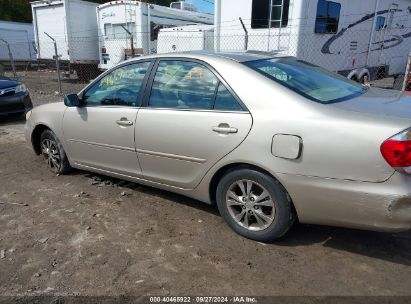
(135, 59, 253, 189)
(63, 60, 152, 176)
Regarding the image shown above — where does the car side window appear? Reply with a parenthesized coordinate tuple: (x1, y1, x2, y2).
(214, 83, 243, 111)
(83, 61, 151, 107)
(149, 60, 218, 110)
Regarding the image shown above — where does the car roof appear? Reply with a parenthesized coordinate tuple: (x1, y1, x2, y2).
(181, 50, 285, 62)
(131, 50, 288, 63)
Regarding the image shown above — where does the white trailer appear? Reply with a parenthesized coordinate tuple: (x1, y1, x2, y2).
(216, 0, 411, 81)
(0, 21, 36, 62)
(157, 24, 214, 53)
(97, 1, 214, 69)
(31, 0, 99, 80)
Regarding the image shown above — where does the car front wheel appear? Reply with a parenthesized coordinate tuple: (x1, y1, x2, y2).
(216, 169, 296, 242)
(40, 129, 71, 175)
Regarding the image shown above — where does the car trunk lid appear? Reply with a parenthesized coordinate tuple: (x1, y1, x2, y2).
(332, 87, 411, 120)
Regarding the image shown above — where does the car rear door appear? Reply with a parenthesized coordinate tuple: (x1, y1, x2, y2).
(134, 59, 252, 189)
(63, 60, 152, 176)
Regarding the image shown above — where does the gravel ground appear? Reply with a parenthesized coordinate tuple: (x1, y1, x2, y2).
(0, 71, 410, 299)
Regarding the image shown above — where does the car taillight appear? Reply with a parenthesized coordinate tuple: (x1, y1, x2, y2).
(101, 47, 107, 54)
(381, 128, 411, 169)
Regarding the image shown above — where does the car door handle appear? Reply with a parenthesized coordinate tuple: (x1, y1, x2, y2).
(116, 119, 133, 126)
(212, 124, 238, 134)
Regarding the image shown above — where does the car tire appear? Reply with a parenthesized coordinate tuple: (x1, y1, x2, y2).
(40, 129, 71, 175)
(216, 169, 296, 242)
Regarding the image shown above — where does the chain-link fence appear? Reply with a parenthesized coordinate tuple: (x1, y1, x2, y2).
(1, 29, 411, 102)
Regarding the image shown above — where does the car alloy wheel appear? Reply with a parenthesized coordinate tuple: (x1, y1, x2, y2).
(225, 179, 276, 231)
(41, 138, 61, 173)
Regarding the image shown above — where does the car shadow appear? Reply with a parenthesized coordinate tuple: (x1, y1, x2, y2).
(83, 172, 411, 266)
(83, 172, 220, 216)
(276, 223, 411, 266)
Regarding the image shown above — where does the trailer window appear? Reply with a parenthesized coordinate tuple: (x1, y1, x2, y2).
(104, 24, 113, 37)
(105, 23, 135, 39)
(244, 57, 367, 104)
(376, 16, 386, 31)
(315, 0, 341, 34)
(170, 2, 181, 9)
(115, 23, 135, 39)
(251, 0, 289, 29)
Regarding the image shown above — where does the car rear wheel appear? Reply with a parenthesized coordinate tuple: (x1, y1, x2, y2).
(40, 129, 71, 175)
(216, 169, 296, 242)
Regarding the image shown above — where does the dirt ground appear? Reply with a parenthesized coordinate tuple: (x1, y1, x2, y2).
(0, 78, 410, 299)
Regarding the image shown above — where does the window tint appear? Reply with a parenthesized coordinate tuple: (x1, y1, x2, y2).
(251, 0, 289, 29)
(245, 57, 367, 104)
(83, 61, 151, 107)
(376, 16, 386, 31)
(149, 60, 218, 110)
(315, 0, 341, 34)
(214, 83, 243, 111)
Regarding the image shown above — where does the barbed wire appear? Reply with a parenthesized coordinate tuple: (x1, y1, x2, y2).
(2, 19, 411, 42)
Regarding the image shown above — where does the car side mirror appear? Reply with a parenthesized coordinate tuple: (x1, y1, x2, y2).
(64, 94, 81, 107)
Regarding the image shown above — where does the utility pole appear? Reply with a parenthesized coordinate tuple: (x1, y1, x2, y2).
(121, 25, 135, 58)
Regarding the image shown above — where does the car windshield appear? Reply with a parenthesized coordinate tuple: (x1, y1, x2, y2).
(244, 57, 367, 104)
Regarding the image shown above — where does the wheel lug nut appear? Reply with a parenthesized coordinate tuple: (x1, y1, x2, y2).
(242, 205, 246, 209)
(250, 197, 255, 202)
(248, 210, 253, 214)
(254, 205, 259, 210)
(242, 197, 246, 202)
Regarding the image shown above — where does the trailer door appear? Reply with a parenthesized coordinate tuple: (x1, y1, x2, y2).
(367, 3, 400, 75)
(382, 3, 410, 75)
(34, 4, 69, 60)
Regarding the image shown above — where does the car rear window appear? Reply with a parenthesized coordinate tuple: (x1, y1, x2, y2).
(244, 57, 367, 104)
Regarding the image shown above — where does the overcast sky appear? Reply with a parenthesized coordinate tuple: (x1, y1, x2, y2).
(189, 0, 214, 14)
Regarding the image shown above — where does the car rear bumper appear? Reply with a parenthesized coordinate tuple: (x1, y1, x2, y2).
(277, 172, 411, 232)
(0, 92, 33, 115)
